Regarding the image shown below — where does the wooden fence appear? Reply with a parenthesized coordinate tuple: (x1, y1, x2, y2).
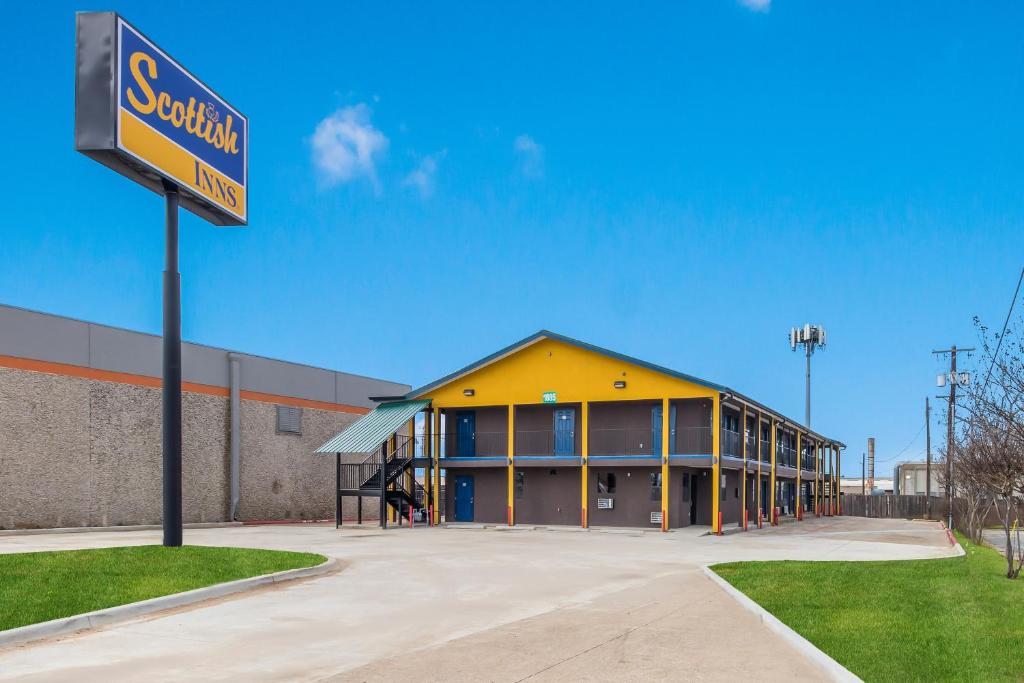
(842, 494, 941, 519)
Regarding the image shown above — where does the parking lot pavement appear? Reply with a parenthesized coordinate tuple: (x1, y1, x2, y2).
(0, 517, 956, 682)
(982, 527, 1022, 556)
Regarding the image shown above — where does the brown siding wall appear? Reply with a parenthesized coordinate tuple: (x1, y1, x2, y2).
(444, 467, 506, 523)
(515, 404, 581, 456)
(588, 401, 657, 456)
(720, 469, 742, 524)
(444, 406, 507, 457)
(515, 467, 581, 525)
(586, 466, 689, 528)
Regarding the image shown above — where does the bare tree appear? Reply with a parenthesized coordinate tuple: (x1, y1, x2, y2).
(960, 315, 1024, 578)
(943, 441, 988, 545)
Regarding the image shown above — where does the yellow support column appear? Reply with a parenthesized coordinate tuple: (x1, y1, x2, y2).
(507, 405, 515, 526)
(827, 446, 835, 516)
(581, 401, 589, 528)
(828, 443, 834, 516)
(424, 409, 432, 525)
(836, 446, 841, 515)
(821, 442, 826, 515)
(741, 405, 748, 531)
(711, 394, 721, 534)
(795, 431, 801, 521)
(432, 409, 441, 525)
(388, 433, 396, 524)
(756, 413, 762, 527)
(406, 418, 415, 526)
(661, 397, 670, 532)
(815, 441, 820, 516)
(769, 418, 777, 525)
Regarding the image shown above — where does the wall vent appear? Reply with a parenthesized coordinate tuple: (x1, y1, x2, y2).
(597, 498, 614, 510)
(276, 405, 302, 434)
(650, 511, 663, 525)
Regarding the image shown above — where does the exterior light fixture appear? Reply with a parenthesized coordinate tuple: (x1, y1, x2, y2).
(613, 380, 626, 389)
(463, 389, 475, 397)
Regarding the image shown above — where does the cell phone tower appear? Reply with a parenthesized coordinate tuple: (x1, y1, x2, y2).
(790, 324, 827, 427)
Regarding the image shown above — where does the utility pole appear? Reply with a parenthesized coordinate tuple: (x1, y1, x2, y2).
(861, 452, 865, 495)
(933, 345, 974, 531)
(925, 397, 932, 520)
(790, 324, 827, 427)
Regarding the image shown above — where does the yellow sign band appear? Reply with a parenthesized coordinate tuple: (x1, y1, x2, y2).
(120, 109, 246, 220)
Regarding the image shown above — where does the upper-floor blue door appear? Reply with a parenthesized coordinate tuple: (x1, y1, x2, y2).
(554, 408, 575, 456)
(651, 404, 677, 455)
(456, 411, 475, 456)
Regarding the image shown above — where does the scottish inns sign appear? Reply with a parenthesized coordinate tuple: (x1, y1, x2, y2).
(75, 13, 248, 225)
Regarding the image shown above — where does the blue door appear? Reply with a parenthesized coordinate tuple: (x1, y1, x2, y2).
(554, 409, 575, 456)
(456, 411, 475, 457)
(651, 404, 677, 455)
(454, 475, 474, 521)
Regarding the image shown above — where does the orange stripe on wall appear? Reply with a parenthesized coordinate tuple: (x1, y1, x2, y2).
(0, 355, 370, 415)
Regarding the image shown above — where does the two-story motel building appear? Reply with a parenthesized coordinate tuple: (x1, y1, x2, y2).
(319, 331, 844, 532)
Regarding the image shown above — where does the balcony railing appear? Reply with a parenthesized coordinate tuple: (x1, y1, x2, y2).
(590, 428, 656, 456)
(421, 425, 714, 458)
(776, 445, 796, 468)
(722, 430, 742, 458)
(515, 429, 580, 457)
(430, 431, 508, 458)
(676, 427, 712, 455)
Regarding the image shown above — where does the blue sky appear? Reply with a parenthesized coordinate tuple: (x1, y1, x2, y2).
(2, 1, 1022, 477)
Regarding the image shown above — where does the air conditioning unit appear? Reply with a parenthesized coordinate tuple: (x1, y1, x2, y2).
(597, 498, 614, 509)
(650, 511, 663, 525)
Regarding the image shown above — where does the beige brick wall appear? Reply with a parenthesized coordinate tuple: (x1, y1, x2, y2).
(237, 401, 364, 521)
(0, 366, 373, 529)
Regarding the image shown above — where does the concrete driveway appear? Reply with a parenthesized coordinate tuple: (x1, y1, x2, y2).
(0, 517, 955, 682)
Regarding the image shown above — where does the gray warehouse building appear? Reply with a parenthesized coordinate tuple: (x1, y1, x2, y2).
(0, 304, 409, 530)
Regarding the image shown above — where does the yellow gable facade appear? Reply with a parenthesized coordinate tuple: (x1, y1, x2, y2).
(412, 337, 718, 407)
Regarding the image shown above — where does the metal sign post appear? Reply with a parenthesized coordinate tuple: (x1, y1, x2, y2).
(75, 13, 249, 547)
(162, 181, 183, 546)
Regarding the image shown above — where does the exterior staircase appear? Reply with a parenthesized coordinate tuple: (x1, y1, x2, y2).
(337, 436, 424, 528)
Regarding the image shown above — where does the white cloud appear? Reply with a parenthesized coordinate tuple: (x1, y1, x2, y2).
(738, 0, 770, 12)
(311, 104, 388, 191)
(514, 134, 544, 179)
(402, 151, 446, 198)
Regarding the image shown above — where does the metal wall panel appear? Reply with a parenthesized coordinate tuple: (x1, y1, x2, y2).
(0, 306, 90, 366)
(0, 304, 409, 408)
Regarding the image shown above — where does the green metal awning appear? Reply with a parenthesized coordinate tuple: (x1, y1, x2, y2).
(314, 399, 430, 454)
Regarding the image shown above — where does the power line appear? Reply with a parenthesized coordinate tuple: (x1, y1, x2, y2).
(873, 424, 925, 465)
(983, 265, 1024, 390)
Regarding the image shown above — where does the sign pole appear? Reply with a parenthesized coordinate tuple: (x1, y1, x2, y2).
(162, 180, 183, 547)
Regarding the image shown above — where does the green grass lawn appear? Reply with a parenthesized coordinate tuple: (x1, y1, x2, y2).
(0, 545, 325, 631)
(712, 536, 1024, 683)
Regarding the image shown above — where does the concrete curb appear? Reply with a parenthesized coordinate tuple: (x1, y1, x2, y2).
(0, 556, 338, 650)
(702, 566, 862, 683)
(0, 522, 244, 537)
(938, 521, 966, 556)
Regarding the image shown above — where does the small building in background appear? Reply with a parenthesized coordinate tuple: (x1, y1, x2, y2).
(893, 461, 942, 496)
